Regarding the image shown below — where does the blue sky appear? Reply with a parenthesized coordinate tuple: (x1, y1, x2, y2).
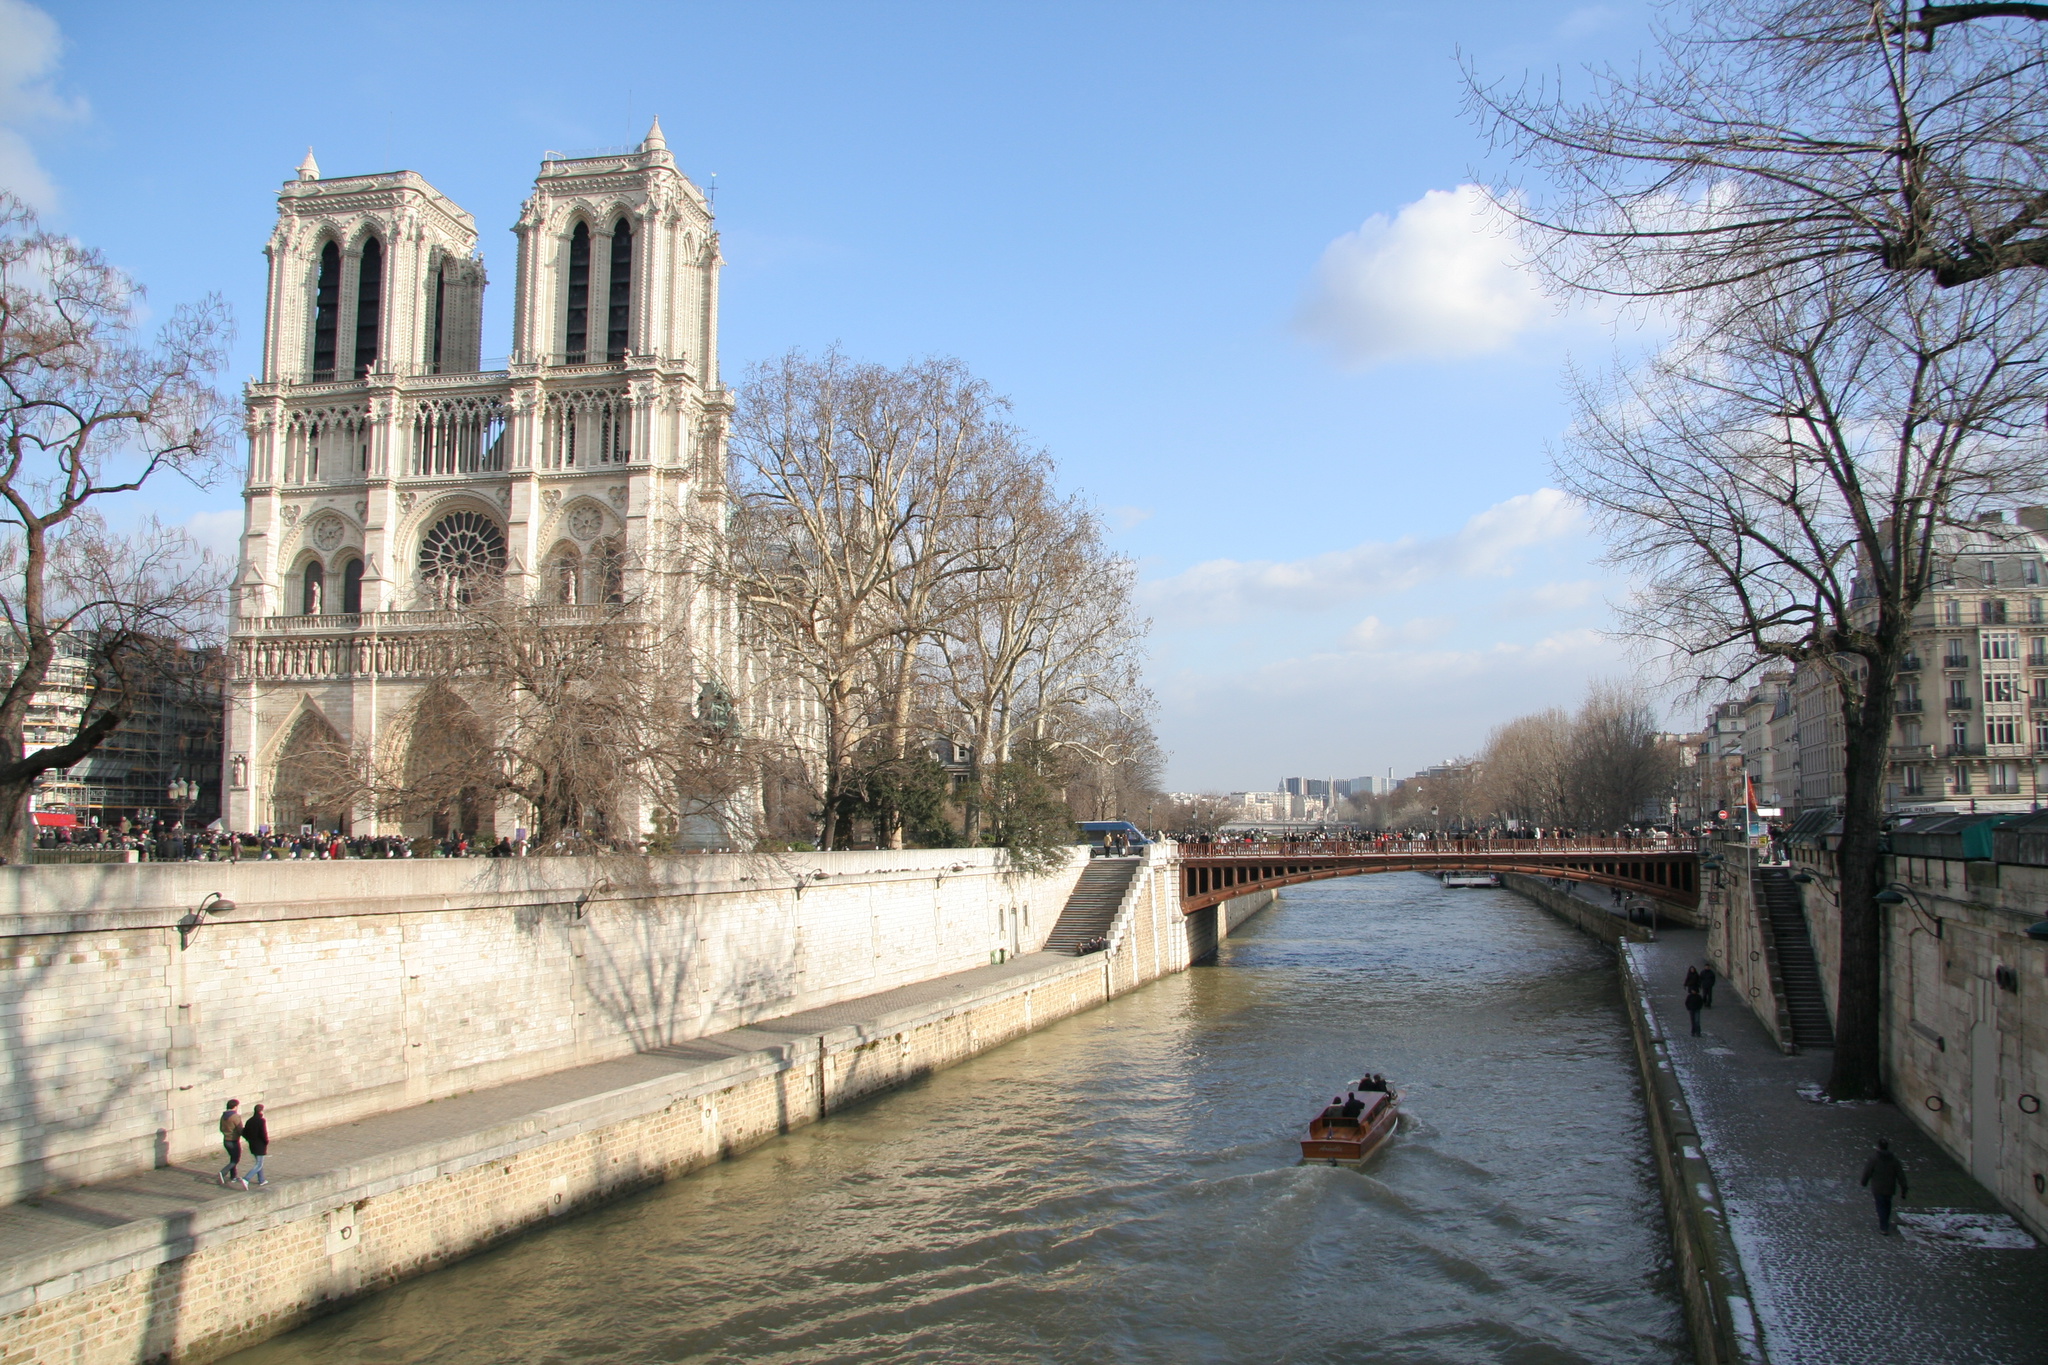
(9, 0, 1662, 791)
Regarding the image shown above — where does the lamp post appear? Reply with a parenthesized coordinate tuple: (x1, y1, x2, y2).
(167, 777, 197, 830)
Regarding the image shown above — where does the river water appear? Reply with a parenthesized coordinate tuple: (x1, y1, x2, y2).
(231, 875, 1686, 1364)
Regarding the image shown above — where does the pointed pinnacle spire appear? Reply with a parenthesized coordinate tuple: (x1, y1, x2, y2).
(297, 147, 320, 182)
(641, 116, 666, 153)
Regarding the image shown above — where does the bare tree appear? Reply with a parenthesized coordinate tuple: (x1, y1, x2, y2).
(1558, 262, 2048, 1097)
(932, 469, 1149, 842)
(1472, 1, 2048, 302)
(1570, 682, 1680, 830)
(728, 350, 1015, 849)
(0, 195, 233, 858)
(360, 596, 756, 851)
(1481, 708, 1576, 828)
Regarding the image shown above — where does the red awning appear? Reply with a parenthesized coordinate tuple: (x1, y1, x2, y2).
(32, 812, 78, 828)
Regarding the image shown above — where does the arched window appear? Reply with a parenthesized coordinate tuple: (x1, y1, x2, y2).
(419, 511, 507, 606)
(341, 558, 365, 614)
(301, 561, 325, 616)
(606, 219, 633, 362)
(354, 237, 383, 378)
(311, 241, 341, 380)
(564, 223, 590, 363)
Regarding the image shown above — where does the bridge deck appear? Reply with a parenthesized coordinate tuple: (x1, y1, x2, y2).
(1173, 838, 1700, 914)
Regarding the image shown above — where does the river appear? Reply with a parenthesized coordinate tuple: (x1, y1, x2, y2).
(229, 873, 1687, 1364)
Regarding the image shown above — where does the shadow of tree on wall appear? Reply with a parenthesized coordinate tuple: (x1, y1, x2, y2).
(0, 928, 155, 1204)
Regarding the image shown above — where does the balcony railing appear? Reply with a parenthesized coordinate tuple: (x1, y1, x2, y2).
(1889, 743, 1934, 759)
(1898, 657, 1922, 672)
(1896, 697, 1924, 712)
(1946, 695, 1974, 710)
(1946, 743, 1988, 757)
(235, 605, 633, 637)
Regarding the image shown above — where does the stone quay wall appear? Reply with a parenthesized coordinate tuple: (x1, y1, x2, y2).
(1701, 844, 1797, 1054)
(1784, 841, 2048, 1243)
(0, 849, 1089, 1205)
(3, 855, 1275, 1365)
(1499, 873, 1652, 949)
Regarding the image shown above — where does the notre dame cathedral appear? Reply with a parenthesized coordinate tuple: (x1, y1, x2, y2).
(224, 120, 759, 841)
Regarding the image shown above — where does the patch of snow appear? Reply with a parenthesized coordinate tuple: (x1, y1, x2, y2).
(1896, 1209, 2038, 1250)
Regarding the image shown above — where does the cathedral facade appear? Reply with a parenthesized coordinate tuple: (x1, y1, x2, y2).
(224, 121, 741, 839)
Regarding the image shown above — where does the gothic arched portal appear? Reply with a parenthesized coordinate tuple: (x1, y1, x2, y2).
(402, 686, 495, 840)
(269, 706, 350, 834)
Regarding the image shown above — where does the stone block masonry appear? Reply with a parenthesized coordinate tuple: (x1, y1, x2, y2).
(0, 859, 1275, 1365)
(0, 849, 1088, 1205)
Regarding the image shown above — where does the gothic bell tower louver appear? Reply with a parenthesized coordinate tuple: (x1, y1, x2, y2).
(225, 121, 737, 840)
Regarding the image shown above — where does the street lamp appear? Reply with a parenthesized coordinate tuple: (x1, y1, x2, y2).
(166, 777, 198, 829)
(1876, 883, 1943, 938)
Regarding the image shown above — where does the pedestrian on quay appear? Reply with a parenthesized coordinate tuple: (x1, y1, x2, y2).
(1684, 984, 1705, 1036)
(1700, 963, 1717, 1007)
(1860, 1136, 1910, 1234)
(1684, 964, 1701, 995)
(241, 1103, 269, 1187)
(217, 1099, 246, 1188)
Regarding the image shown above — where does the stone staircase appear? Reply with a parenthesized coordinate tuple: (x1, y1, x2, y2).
(1757, 868, 1835, 1049)
(1043, 858, 1140, 954)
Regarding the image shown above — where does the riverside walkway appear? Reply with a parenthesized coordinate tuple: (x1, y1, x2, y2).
(1632, 928, 2047, 1364)
(0, 947, 1089, 1290)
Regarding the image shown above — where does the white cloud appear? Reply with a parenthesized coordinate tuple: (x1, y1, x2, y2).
(1295, 184, 1554, 367)
(1494, 578, 1602, 616)
(1107, 505, 1153, 532)
(0, 0, 78, 210)
(1346, 614, 1455, 649)
(1145, 488, 1583, 620)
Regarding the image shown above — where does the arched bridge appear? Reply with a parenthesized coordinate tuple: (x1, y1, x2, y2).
(1175, 837, 1701, 915)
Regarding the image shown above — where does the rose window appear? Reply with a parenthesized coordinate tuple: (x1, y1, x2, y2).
(418, 511, 506, 602)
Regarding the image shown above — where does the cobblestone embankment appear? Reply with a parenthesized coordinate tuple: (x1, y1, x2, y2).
(1633, 928, 2048, 1365)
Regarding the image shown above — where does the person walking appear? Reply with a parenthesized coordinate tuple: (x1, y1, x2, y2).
(1699, 963, 1718, 1007)
(1684, 965, 1701, 995)
(217, 1099, 246, 1188)
(1861, 1137, 1910, 1234)
(242, 1103, 270, 1187)
(1684, 984, 1705, 1036)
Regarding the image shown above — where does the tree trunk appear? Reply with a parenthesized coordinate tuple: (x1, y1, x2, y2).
(1829, 659, 1897, 1101)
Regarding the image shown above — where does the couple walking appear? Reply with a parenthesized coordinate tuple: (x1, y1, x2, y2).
(217, 1099, 270, 1189)
(1683, 963, 1718, 1034)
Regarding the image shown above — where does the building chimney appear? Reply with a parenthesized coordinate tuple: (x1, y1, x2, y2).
(2017, 506, 2048, 533)
(1980, 510, 2006, 523)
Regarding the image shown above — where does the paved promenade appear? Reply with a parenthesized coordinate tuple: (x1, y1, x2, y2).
(1632, 929, 2047, 1365)
(0, 947, 1083, 1275)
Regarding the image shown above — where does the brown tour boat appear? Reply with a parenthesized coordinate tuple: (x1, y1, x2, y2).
(1300, 1075, 1399, 1164)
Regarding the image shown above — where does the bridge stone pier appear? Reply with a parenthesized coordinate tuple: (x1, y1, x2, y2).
(1177, 838, 1701, 917)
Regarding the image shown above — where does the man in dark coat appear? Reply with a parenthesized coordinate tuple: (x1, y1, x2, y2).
(1860, 1137, 1909, 1233)
(1699, 963, 1718, 1007)
(1684, 985, 1705, 1035)
(242, 1103, 270, 1187)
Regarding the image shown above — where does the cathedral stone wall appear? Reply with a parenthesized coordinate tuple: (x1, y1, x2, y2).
(0, 849, 1087, 1204)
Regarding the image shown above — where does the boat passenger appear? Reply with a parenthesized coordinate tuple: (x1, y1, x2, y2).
(1341, 1093, 1365, 1118)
